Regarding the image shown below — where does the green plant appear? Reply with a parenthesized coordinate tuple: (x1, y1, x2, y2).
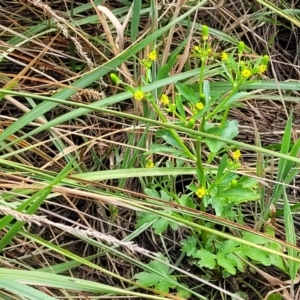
(109, 25, 299, 289)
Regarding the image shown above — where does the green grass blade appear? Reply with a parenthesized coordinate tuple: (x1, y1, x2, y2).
(255, 0, 300, 27)
(0, 268, 167, 299)
(283, 190, 299, 281)
(131, 0, 141, 42)
(0, 279, 55, 300)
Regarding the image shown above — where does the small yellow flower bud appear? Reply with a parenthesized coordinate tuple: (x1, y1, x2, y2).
(221, 52, 228, 61)
(231, 149, 241, 160)
(134, 90, 145, 101)
(258, 64, 267, 74)
(160, 94, 170, 106)
(196, 102, 204, 110)
(241, 68, 251, 78)
(146, 159, 154, 168)
(196, 187, 207, 198)
(148, 50, 157, 61)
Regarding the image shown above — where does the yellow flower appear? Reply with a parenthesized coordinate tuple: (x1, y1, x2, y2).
(221, 52, 228, 61)
(196, 102, 204, 110)
(146, 159, 154, 168)
(258, 64, 267, 74)
(231, 149, 241, 160)
(196, 187, 207, 198)
(241, 68, 251, 78)
(134, 90, 145, 101)
(148, 50, 157, 61)
(160, 94, 170, 106)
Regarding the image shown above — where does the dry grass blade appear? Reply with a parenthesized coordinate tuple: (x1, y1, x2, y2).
(97, 5, 125, 50)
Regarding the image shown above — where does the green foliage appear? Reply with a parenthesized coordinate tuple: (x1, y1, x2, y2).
(134, 254, 177, 293)
(135, 189, 179, 234)
(181, 232, 287, 277)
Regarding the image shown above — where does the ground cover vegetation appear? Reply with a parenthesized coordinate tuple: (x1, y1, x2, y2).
(0, 0, 300, 299)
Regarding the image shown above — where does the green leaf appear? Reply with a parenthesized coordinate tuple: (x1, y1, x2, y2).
(216, 154, 229, 179)
(178, 195, 196, 209)
(266, 293, 283, 300)
(227, 253, 247, 272)
(144, 188, 160, 198)
(156, 279, 176, 293)
(217, 187, 260, 204)
(160, 190, 171, 201)
(204, 197, 227, 216)
(204, 120, 239, 154)
(150, 144, 182, 156)
(216, 255, 237, 275)
(194, 249, 216, 269)
(181, 236, 197, 257)
(155, 129, 182, 148)
(157, 39, 187, 80)
(243, 232, 269, 244)
(153, 218, 171, 234)
(134, 255, 177, 294)
(269, 253, 287, 272)
(207, 197, 227, 216)
(135, 213, 158, 228)
(243, 248, 271, 266)
(149, 254, 169, 273)
(217, 239, 241, 255)
(169, 221, 179, 231)
(237, 176, 259, 188)
(176, 284, 192, 299)
(175, 94, 186, 119)
(176, 82, 199, 104)
(134, 272, 163, 286)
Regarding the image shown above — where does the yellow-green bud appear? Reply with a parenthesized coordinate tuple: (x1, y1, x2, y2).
(187, 118, 195, 129)
(168, 103, 176, 113)
(200, 93, 206, 105)
(110, 73, 121, 84)
(238, 42, 245, 54)
(202, 25, 209, 40)
(262, 55, 269, 66)
(230, 179, 238, 187)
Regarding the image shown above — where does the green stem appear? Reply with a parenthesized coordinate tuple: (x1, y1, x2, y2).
(196, 138, 205, 181)
(206, 82, 241, 121)
(151, 100, 196, 161)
